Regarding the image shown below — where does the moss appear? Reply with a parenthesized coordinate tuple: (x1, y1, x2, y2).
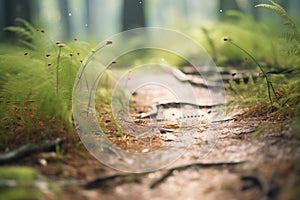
(0, 187, 42, 200)
(0, 166, 38, 180)
(0, 166, 61, 200)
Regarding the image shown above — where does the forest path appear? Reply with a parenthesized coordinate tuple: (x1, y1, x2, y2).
(5, 66, 300, 200)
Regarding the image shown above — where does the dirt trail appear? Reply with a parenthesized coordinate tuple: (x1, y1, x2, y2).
(7, 67, 300, 200)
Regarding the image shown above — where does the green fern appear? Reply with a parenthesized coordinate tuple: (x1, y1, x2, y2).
(4, 18, 35, 37)
(256, 0, 300, 60)
(228, 73, 270, 106)
(0, 19, 92, 146)
(256, 0, 298, 31)
(226, 1, 300, 134)
(4, 18, 68, 56)
(198, 10, 284, 67)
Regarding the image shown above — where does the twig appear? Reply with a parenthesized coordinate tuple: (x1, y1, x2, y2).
(150, 161, 246, 189)
(211, 118, 236, 123)
(0, 138, 65, 164)
(56, 173, 141, 189)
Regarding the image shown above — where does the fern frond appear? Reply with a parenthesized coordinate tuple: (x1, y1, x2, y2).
(3, 18, 37, 41)
(256, 0, 298, 32)
(15, 18, 36, 33)
(4, 26, 33, 41)
(0, 28, 91, 132)
(256, 0, 300, 68)
(282, 32, 299, 43)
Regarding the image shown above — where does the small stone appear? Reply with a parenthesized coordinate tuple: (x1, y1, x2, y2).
(39, 158, 47, 166)
(142, 148, 149, 153)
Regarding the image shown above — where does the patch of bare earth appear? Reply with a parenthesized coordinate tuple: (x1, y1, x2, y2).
(32, 115, 300, 200)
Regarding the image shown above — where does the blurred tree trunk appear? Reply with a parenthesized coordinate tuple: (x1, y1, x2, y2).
(2, 0, 40, 39)
(219, 0, 239, 12)
(122, 0, 145, 30)
(3, 0, 32, 26)
(218, 0, 240, 20)
(85, 0, 92, 36)
(58, 0, 71, 39)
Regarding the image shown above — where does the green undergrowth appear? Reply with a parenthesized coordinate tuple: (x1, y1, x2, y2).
(112, 48, 188, 68)
(225, 0, 300, 135)
(0, 18, 93, 149)
(188, 9, 297, 68)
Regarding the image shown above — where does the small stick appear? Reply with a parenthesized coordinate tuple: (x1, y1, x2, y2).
(0, 138, 65, 164)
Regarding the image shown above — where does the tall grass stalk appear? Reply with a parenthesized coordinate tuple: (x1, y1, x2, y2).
(224, 37, 278, 104)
